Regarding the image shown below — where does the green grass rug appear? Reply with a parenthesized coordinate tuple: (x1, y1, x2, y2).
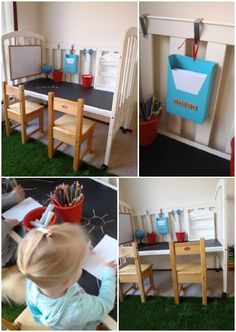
(2, 128, 115, 176)
(119, 296, 234, 330)
(2, 302, 26, 322)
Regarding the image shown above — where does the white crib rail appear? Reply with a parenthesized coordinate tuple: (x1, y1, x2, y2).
(140, 16, 234, 160)
(2, 30, 45, 84)
(132, 202, 217, 243)
(112, 27, 137, 135)
(103, 27, 137, 166)
(2, 30, 120, 92)
(44, 43, 119, 90)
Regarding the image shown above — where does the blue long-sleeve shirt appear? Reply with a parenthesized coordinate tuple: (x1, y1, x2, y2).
(26, 267, 116, 330)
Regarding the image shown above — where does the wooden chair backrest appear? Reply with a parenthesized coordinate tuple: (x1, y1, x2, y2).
(3, 81, 25, 110)
(169, 238, 206, 274)
(119, 243, 138, 259)
(119, 242, 143, 277)
(48, 92, 84, 140)
(171, 239, 205, 256)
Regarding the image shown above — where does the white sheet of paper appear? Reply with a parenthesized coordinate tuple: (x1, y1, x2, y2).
(2, 197, 42, 222)
(172, 68, 207, 95)
(82, 234, 117, 280)
(66, 58, 74, 64)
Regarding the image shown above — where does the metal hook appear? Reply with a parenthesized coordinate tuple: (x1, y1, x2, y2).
(140, 14, 149, 38)
(70, 44, 75, 54)
(87, 48, 94, 56)
(194, 18, 203, 44)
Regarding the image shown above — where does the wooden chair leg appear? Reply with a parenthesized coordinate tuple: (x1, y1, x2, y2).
(5, 117, 11, 136)
(149, 270, 156, 290)
(173, 281, 179, 304)
(87, 130, 93, 153)
(138, 279, 146, 303)
(132, 282, 137, 290)
(202, 280, 207, 305)
(48, 137, 54, 159)
(21, 122, 27, 144)
(119, 282, 124, 302)
(73, 143, 80, 171)
(39, 112, 44, 133)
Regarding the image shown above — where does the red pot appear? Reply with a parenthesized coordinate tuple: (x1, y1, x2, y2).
(147, 233, 156, 245)
(52, 195, 84, 224)
(23, 207, 57, 231)
(82, 75, 93, 88)
(176, 232, 185, 242)
(139, 113, 161, 146)
(53, 71, 63, 83)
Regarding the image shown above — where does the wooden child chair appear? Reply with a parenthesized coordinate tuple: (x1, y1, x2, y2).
(169, 238, 207, 305)
(3, 81, 44, 144)
(48, 92, 96, 171)
(119, 242, 155, 303)
(2, 308, 115, 330)
(2, 308, 50, 330)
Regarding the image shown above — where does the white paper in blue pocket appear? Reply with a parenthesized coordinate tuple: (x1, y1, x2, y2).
(66, 58, 75, 64)
(172, 68, 207, 95)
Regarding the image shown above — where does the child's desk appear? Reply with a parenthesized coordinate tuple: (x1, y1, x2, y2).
(18, 78, 117, 170)
(21, 78, 114, 121)
(16, 178, 117, 322)
(138, 240, 227, 295)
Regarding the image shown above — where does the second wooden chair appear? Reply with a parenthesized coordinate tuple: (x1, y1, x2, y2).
(119, 242, 155, 303)
(48, 92, 96, 171)
(169, 238, 207, 305)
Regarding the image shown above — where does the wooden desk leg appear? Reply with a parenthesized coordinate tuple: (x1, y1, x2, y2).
(222, 249, 228, 296)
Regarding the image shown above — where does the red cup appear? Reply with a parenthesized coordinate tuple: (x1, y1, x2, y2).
(82, 75, 93, 88)
(147, 233, 156, 244)
(139, 112, 161, 145)
(23, 207, 57, 231)
(176, 232, 185, 242)
(52, 195, 84, 223)
(53, 71, 63, 83)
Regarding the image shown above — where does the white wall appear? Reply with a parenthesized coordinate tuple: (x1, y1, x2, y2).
(17, 2, 137, 47)
(17, 2, 41, 32)
(139, 2, 234, 153)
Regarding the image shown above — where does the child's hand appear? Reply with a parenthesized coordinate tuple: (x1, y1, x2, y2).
(13, 186, 25, 203)
(104, 260, 117, 269)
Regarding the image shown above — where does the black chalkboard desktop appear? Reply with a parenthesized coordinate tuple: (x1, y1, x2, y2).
(21, 78, 114, 111)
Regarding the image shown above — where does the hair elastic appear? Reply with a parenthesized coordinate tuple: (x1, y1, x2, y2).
(37, 228, 52, 237)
